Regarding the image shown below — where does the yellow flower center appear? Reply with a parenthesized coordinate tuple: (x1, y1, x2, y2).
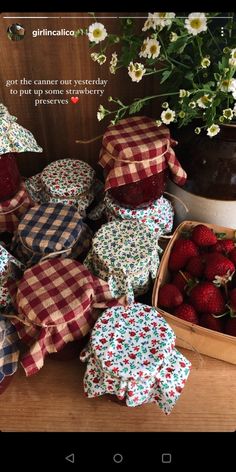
(159, 12, 167, 18)
(93, 28, 102, 38)
(165, 112, 172, 119)
(150, 45, 158, 54)
(190, 19, 202, 29)
(135, 70, 142, 78)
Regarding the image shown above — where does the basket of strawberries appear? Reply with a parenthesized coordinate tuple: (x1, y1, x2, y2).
(152, 221, 236, 364)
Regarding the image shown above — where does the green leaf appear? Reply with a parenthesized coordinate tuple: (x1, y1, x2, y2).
(160, 69, 173, 84)
(129, 100, 145, 115)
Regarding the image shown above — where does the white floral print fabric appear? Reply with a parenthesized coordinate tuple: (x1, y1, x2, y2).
(80, 303, 191, 413)
(105, 193, 174, 234)
(84, 220, 160, 303)
(0, 103, 42, 154)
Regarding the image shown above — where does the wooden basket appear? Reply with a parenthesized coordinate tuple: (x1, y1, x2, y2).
(152, 220, 236, 364)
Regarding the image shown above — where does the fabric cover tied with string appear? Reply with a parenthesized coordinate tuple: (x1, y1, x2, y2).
(104, 192, 174, 234)
(99, 116, 187, 203)
(0, 181, 34, 233)
(80, 303, 191, 413)
(10, 202, 93, 267)
(7, 258, 128, 376)
(84, 220, 161, 304)
(24, 159, 99, 216)
(0, 316, 19, 393)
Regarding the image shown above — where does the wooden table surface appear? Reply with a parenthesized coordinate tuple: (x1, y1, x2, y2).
(1, 347, 236, 432)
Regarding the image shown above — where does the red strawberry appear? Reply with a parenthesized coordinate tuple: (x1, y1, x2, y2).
(185, 255, 204, 278)
(189, 282, 225, 314)
(200, 313, 225, 332)
(172, 271, 192, 294)
(204, 253, 235, 282)
(173, 304, 199, 324)
(225, 318, 236, 337)
(158, 283, 183, 308)
(210, 239, 235, 255)
(191, 224, 217, 247)
(229, 248, 236, 266)
(168, 239, 199, 271)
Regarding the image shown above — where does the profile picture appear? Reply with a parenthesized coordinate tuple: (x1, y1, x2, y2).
(7, 23, 25, 41)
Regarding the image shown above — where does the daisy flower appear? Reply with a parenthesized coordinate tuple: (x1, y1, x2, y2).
(207, 124, 220, 137)
(128, 62, 146, 83)
(185, 13, 207, 36)
(223, 108, 234, 120)
(160, 108, 176, 124)
(87, 22, 107, 44)
(139, 38, 161, 59)
(201, 57, 211, 68)
(197, 94, 213, 108)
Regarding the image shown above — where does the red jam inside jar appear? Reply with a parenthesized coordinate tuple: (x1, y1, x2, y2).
(0, 153, 21, 202)
(108, 170, 168, 209)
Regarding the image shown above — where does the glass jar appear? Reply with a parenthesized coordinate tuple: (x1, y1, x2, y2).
(108, 169, 168, 209)
(0, 153, 21, 201)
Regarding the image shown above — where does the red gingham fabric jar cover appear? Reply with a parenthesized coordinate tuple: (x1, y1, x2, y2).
(0, 181, 34, 233)
(10, 258, 127, 376)
(80, 303, 191, 413)
(99, 116, 187, 191)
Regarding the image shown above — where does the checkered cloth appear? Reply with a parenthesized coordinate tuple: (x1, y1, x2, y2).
(99, 116, 187, 191)
(10, 258, 127, 376)
(0, 181, 34, 233)
(0, 316, 19, 384)
(11, 202, 92, 266)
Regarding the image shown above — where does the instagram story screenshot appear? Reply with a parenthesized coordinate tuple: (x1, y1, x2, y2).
(0, 8, 236, 467)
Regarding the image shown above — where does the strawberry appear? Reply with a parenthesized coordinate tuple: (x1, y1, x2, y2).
(168, 239, 199, 271)
(200, 313, 225, 332)
(210, 239, 235, 255)
(225, 318, 236, 337)
(229, 248, 236, 266)
(189, 282, 225, 314)
(204, 253, 235, 282)
(158, 283, 183, 309)
(185, 255, 204, 278)
(172, 271, 192, 294)
(191, 224, 217, 247)
(173, 304, 199, 324)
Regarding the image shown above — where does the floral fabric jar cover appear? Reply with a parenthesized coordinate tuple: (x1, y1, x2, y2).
(36, 159, 96, 214)
(80, 303, 191, 413)
(84, 220, 160, 303)
(0, 243, 24, 309)
(104, 192, 174, 234)
(11, 202, 92, 266)
(10, 258, 127, 376)
(0, 316, 19, 391)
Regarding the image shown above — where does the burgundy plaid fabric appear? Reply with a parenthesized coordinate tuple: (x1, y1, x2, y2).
(10, 258, 127, 376)
(99, 116, 187, 191)
(0, 181, 34, 233)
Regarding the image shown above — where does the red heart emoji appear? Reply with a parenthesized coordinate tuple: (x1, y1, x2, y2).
(71, 96, 79, 104)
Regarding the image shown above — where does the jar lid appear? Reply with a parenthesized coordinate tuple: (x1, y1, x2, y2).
(17, 202, 85, 254)
(89, 303, 176, 380)
(90, 220, 158, 273)
(0, 103, 42, 154)
(41, 159, 95, 198)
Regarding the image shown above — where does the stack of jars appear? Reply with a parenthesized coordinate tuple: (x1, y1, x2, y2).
(0, 103, 42, 233)
(99, 115, 187, 235)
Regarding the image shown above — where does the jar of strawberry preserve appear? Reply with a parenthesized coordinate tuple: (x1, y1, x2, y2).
(99, 116, 187, 208)
(0, 153, 21, 201)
